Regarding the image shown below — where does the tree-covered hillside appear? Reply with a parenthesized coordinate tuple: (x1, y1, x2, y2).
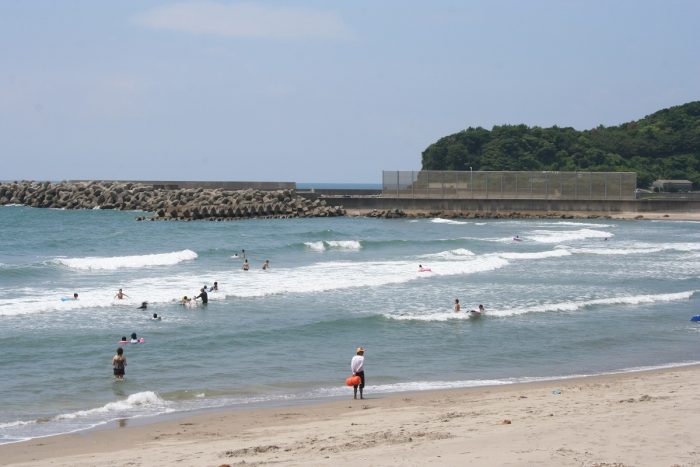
(421, 102, 700, 188)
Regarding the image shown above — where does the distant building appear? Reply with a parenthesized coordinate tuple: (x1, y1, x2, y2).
(651, 179, 692, 192)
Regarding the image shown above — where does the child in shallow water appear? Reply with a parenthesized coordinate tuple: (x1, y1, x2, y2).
(112, 347, 126, 379)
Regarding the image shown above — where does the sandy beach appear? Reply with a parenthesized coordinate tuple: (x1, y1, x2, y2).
(2, 365, 699, 466)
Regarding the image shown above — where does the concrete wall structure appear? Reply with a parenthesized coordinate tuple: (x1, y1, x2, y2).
(332, 196, 700, 214)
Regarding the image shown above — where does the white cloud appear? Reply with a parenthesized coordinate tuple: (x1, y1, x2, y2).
(134, 1, 352, 40)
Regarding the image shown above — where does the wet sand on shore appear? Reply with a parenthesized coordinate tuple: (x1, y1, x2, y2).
(3, 365, 699, 466)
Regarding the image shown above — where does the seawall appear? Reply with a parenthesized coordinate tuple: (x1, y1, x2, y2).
(0, 181, 344, 220)
(2, 180, 699, 220)
(330, 196, 700, 214)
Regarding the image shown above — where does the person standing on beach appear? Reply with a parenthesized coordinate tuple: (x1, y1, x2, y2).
(112, 347, 126, 380)
(351, 347, 365, 400)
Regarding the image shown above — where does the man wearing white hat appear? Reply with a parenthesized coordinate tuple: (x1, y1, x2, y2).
(351, 347, 365, 399)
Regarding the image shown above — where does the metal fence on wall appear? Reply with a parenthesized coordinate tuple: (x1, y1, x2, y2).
(382, 170, 637, 200)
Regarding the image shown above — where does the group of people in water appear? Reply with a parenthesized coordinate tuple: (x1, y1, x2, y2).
(180, 281, 219, 306)
(454, 299, 485, 316)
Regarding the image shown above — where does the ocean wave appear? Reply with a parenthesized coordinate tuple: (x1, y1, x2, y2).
(430, 218, 470, 225)
(0, 244, 582, 316)
(560, 241, 700, 256)
(559, 245, 664, 256)
(384, 291, 696, 321)
(53, 249, 198, 270)
(54, 391, 169, 421)
(526, 228, 612, 243)
(0, 391, 172, 445)
(303, 240, 362, 252)
(496, 249, 571, 260)
(491, 291, 696, 317)
(418, 248, 475, 260)
(387, 310, 481, 322)
(535, 221, 614, 228)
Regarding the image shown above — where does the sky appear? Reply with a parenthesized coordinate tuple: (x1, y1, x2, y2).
(1, 0, 699, 183)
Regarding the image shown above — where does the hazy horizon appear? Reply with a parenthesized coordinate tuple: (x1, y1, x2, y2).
(2, 1, 698, 182)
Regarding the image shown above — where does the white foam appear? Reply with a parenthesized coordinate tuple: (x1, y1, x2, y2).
(527, 228, 612, 243)
(418, 248, 475, 260)
(496, 249, 571, 260)
(304, 241, 326, 251)
(384, 290, 696, 322)
(326, 240, 362, 250)
(388, 310, 481, 322)
(561, 241, 700, 256)
(1, 244, 588, 316)
(491, 291, 696, 317)
(535, 221, 614, 228)
(559, 245, 663, 255)
(53, 249, 198, 270)
(304, 240, 362, 251)
(54, 391, 169, 421)
(431, 218, 469, 225)
(0, 253, 509, 316)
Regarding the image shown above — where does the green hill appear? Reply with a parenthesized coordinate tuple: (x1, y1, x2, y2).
(421, 101, 700, 188)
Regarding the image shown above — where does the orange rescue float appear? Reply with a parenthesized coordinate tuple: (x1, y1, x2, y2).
(346, 375, 361, 386)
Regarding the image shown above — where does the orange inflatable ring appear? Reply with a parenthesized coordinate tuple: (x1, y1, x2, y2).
(346, 375, 361, 386)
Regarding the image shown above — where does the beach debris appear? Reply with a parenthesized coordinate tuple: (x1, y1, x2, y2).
(552, 389, 561, 395)
(501, 419, 512, 424)
(223, 445, 280, 457)
(619, 394, 653, 403)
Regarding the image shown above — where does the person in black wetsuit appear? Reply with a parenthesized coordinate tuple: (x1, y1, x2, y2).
(195, 287, 208, 304)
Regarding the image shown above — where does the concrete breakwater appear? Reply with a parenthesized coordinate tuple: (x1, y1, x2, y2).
(0, 181, 345, 220)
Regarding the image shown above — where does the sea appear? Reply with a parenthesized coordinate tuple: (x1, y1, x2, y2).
(1, 205, 699, 444)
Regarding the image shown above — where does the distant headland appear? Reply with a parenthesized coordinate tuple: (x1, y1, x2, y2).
(422, 101, 700, 190)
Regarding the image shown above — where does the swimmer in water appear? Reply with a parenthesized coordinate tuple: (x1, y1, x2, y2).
(130, 332, 138, 343)
(454, 298, 461, 313)
(72, 293, 79, 300)
(262, 259, 270, 270)
(242, 259, 250, 271)
(181, 296, 191, 305)
(114, 288, 129, 300)
(151, 313, 161, 321)
(210, 281, 218, 291)
(194, 287, 208, 304)
(137, 301, 148, 310)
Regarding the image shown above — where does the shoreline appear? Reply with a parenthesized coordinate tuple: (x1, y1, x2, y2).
(4, 202, 700, 222)
(3, 364, 699, 466)
(346, 208, 700, 221)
